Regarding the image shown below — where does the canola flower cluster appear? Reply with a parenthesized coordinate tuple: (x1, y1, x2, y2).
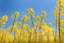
(0, 0, 64, 43)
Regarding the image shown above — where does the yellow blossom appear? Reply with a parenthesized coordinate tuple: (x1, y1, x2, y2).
(22, 25, 27, 30)
(15, 12, 20, 18)
(23, 15, 28, 22)
(60, 0, 64, 7)
(2, 15, 8, 22)
(43, 36, 47, 41)
(49, 35, 54, 42)
(25, 24, 29, 27)
(36, 16, 40, 21)
(11, 12, 20, 19)
(28, 7, 35, 16)
(42, 10, 47, 15)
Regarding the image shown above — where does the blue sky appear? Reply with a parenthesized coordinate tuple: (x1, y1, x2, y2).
(0, 0, 56, 29)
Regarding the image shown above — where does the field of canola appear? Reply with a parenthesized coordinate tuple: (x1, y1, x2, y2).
(0, 0, 64, 43)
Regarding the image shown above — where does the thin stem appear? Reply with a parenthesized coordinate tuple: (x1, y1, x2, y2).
(58, 0, 61, 43)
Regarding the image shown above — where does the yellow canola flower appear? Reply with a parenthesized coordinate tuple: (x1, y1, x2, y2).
(13, 25, 21, 36)
(11, 12, 20, 19)
(41, 24, 48, 30)
(61, 28, 64, 32)
(13, 25, 17, 30)
(28, 7, 35, 16)
(15, 12, 20, 18)
(5, 33, 14, 42)
(0, 30, 4, 34)
(29, 7, 34, 14)
(41, 31, 45, 35)
(46, 23, 53, 33)
(22, 25, 27, 30)
(31, 30, 35, 34)
(40, 10, 47, 20)
(43, 36, 47, 41)
(28, 27, 31, 33)
(42, 10, 47, 15)
(2, 15, 8, 22)
(0, 30, 13, 43)
(36, 16, 40, 21)
(61, 3, 64, 7)
(41, 21, 46, 25)
(15, 28, 21, 36)
(25, 24, 29, 27)
(60, 0, 64, 7)
(49, 35, 54, 42)
(60, 19, 64, 24)
(40, 21, 47, 30)
(36, 32, 39, 36)
(48, 28, 53, 33)
(23, 15, 28, 22)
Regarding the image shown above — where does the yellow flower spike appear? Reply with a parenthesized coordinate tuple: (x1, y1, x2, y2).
(49, 35, 54, 42)
(28, 27, 31, 33)
(13, 25, 18, 31)
(61, 28, 64, 32)
(48, 28, 53, 33)
(43, 36, 47, 41)
(60, 19, 64, 24)
(29, 7, 34, 14)
(41, 31, 45, 35)
(23, 14, 28, 22)
(15, 27, 21, 34)
(7, 33, 14, 42)
(42, 10, 47, 15)
(31, 30, 34, 34)
(28, 7, 35, 16)
(11, 12, 20, 19)
(47, 23, 53, 33)
(13, 25, 16, 29)
(60, 0, 64, 7)
(41, 21, 46, 25)
(36, 32, 39, 36)
(25, 24, 29, 27)
(41, 25, 48, 30)
(22, 25, 27, 30)
(60, 8, 64, 14)
(15, 12, 20, 18)
(2, 15, 8, 22)
(36, 16, 40, 21)
(41, 10, 47, 20)
(40, 21, 48, 30)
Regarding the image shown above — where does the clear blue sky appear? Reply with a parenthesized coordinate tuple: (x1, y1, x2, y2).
(0, 0, 56, 29)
